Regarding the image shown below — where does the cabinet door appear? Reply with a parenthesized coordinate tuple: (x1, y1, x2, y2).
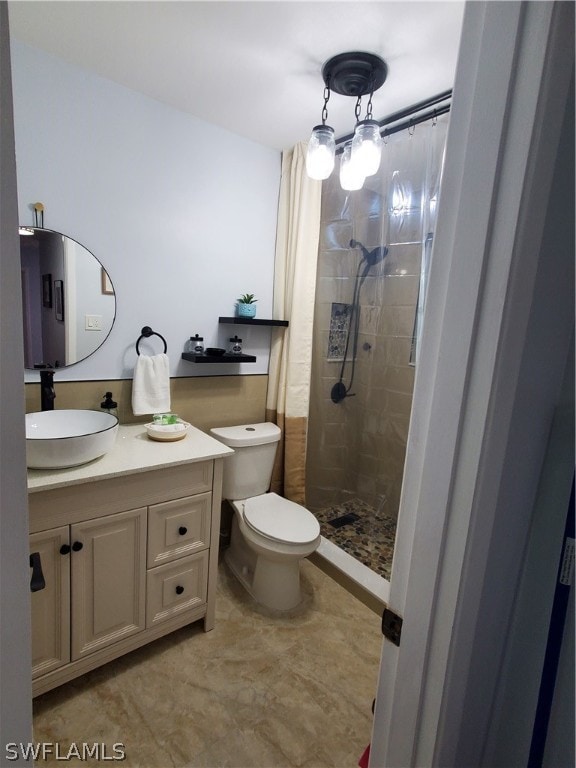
(29, 527, 70, 678)
(71, 507, 146, 660)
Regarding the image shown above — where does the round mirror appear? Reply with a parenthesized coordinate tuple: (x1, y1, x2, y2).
(20, 228, 116, 369)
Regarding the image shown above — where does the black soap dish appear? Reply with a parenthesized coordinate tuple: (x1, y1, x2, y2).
(205, 347, 226, 356)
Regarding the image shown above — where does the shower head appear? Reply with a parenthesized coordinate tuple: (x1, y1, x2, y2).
(349, 239, 389, 268)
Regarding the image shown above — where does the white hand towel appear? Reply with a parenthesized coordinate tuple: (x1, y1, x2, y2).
(131, 353, 171, 415)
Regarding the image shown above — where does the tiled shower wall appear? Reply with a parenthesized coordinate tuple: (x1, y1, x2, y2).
(306, 116, 448, 522)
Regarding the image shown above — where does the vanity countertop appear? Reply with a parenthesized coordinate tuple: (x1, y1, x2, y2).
(27, 423, 233, 493)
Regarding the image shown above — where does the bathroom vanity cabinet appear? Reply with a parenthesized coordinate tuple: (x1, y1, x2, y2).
(28, 424, 233, 697)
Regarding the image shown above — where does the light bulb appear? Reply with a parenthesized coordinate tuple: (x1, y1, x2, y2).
(351, 119, 383, 177)
(339, 143, 365, 191)
(306, 125, 336, 180)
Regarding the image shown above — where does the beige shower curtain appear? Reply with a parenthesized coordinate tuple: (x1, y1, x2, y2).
(266, 142, 322, 504)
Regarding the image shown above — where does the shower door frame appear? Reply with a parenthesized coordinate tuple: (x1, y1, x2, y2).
(370, 2, 574, 766)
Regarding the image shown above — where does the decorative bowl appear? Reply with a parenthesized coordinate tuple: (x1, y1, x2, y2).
(144, 420, 190, 442)
(205, 347, 226, 356)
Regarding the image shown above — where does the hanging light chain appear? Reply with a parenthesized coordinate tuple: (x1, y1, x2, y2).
(354, 96, 362, 124)
(365, 89, 374, 120)
(321, 83, 331, 125)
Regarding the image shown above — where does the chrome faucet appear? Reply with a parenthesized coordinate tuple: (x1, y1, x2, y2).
(40, 369, 56, 411)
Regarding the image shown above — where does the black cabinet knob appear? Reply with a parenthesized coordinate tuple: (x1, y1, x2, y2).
(60, 544, 71, 555)
(72, 541, 83, 552)
(175, 585, 184, 595)
(178, 526, 187, 536)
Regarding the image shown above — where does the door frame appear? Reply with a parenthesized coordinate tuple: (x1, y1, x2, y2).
(0, 1, 33, 749)
(371, 2, 574, 765)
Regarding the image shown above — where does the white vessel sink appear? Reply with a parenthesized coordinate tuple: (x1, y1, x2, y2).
(26, 410, 119, 469)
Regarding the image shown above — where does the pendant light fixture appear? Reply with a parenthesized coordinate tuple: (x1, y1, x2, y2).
(306, 52, 387, 188)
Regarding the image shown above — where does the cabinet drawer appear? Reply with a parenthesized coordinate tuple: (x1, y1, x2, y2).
(28, 461, 214, 531)
(146, 551, 208, 627)
(147, 493, 211, 568)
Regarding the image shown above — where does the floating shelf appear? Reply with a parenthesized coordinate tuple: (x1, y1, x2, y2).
(181, 352, 256, 364)
(181, 318, 287, 365)
(218, 317, 289, 327)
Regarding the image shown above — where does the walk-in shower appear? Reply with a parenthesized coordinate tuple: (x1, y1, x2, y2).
(306, 102, 449, 589)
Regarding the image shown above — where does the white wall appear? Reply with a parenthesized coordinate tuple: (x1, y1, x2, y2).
(11, 41, 281, 382)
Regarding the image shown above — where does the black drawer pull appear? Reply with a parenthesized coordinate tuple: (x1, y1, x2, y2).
(60, 544, 71, 555)
(175, 585, 184, 595)
(29, 552, 46, 592)
(72, 541, 84, 552)
(178, 526, 188, 536)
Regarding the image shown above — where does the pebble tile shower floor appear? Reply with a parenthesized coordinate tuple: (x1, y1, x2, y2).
(32, 558, 382, 767)
(315, 499, 397, 581)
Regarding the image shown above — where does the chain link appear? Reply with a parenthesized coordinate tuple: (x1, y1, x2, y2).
(321, 85, 331, 125)
(355, 96, 362, 123)
(366, 91, 374, 120)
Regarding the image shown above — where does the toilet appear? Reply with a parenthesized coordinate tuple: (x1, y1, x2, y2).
(210, 422, 321, 611)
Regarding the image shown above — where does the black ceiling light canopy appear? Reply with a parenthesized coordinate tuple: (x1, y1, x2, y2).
(306, 51, 388, 189)
(321, 51, 388, 97)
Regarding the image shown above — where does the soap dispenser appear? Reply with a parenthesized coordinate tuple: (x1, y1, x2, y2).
(101, 392, 118, 419)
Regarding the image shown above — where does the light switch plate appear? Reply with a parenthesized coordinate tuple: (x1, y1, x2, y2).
(85, 314, 103, 331)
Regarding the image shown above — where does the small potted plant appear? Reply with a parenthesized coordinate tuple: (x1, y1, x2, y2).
(236, 293, 258, 318)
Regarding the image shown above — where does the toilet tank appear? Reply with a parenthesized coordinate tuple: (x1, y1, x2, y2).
(210, 423, 281, 500)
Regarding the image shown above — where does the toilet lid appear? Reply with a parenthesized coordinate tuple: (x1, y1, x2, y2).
(243, 493, 320, 544)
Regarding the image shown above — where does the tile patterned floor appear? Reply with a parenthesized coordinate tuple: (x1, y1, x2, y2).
(315, 499, 397, 581)
(32, 559, 382, 767)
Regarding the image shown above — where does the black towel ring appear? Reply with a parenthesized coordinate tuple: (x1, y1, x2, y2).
(136, 326, 167, 355)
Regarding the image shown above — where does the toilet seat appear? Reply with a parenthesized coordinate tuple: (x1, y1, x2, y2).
(243, 493, 320, 545)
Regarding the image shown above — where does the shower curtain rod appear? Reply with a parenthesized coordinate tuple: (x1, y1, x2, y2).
(335, 89, 452, 153)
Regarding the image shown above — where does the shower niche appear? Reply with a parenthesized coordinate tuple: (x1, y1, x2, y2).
(326, 303, 353, 362)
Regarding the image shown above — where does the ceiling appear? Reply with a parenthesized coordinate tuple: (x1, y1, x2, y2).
(8, 1, 465, 151)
